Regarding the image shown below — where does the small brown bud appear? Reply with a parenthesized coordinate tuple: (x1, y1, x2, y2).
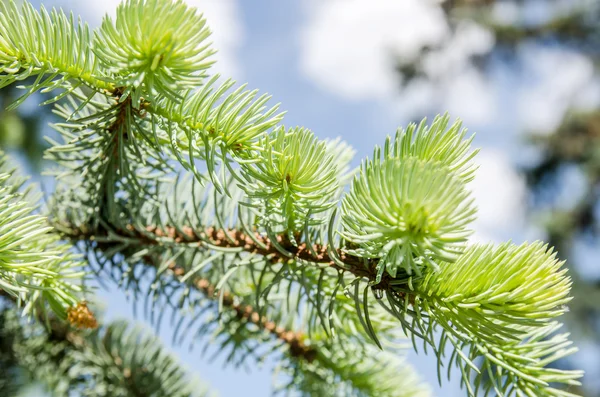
(67, 302, 98, 329)
(197, 279, 210, 290)
(265, 321, 276, 332)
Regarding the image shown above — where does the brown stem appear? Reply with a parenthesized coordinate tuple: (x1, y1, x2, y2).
(191, 275, 317, 362)
(59, 223, 324, 361)
(57, 222, 393, 362)
(147, 224, 392, 288)
(140, 250, 318, 362)
(66, 223, 379, 282)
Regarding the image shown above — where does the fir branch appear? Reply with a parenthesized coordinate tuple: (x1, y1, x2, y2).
(380, 114, 479, 183)
(0, 151, 92, 324)
(51, 164, 582, 395)
(190, 276, 318, 361)
(150, 75, 284, 190)
(416, 242, 572, 330)
(48, 106, 582, 396)
(0, 0, 586, 395)
(239, 126, 340, 233)
(56, 221, 379, 282)
(413, 243, 580, 395)
(340, 157, 476, 282)
(53, 219, 431, 396)
(150, 249, 319, 363)
(383, 241, 583, 396)
(55, 220, 337, 362)
(94, 0, 216, 103)
(0, 0, 112, 102)
(45, 89, 173, 228)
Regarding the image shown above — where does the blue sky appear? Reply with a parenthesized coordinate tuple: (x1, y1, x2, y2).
(23, 0, 600, 395)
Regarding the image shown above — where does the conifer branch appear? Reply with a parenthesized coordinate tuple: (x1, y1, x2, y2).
(54, 220, 351, 362)
(141, 242, 319, 362)
(0, 0, 586, 395)
(0, 151, 92, 325)
(53, 219, 431, 396)
(0, 1, 113, 101)
(57, 221, 386, 286)
(191, 276, 318, 362)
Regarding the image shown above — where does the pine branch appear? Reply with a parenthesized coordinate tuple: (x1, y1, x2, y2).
(59, 222, 375, 279)
(47, 106, 582, 395)
(403, 242, 582, 396)
(0, 0, 113, 103)
(94, 0, 216, 103)
(0, 151, 92, 324)
(55, 221, 384, 361)
(53, 218, 431, 396)
(0, 0, 586, 395)
(142, 246, 319, 363)
(191, 276, 317, 361)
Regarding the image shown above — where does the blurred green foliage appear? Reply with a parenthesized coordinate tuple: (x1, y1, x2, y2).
(0, 85, 47, 169)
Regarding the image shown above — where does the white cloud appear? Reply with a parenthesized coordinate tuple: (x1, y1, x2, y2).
(392, 66, 497, 127)
(573, 78, 600, 112)
(186, 0, 244, 79)
(299, 0, 498, 126)
(517, 45, 595, 134)
(45, 0, 244, 79)
(415, 21, 496, 125)
(433, 66, 497, 126)
(299, 0, 448, 100)
(445, 69, 495, 125)
(491, 1, 520, 25)
(468, 148, 527, 243)
(421, 20, 494, 81)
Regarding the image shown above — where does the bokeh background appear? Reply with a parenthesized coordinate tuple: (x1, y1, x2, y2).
(2, 0, 599, 396)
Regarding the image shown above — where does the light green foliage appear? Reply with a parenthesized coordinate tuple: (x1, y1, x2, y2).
(0, 153, 85, 321)
(406, 243, 580, 396)
(156, 75, 284, 188)
(240, 126, 339, 232)
(0, 0, 108, 101)
(417, 242, 572, 325)
(95, 0, 215, 103)
(383, 115, 479, 182)
(160, 75, 283, 150)
(341, 157, 476, 281)
(0, 0, 585, 396)
(290, 346, 431, 397)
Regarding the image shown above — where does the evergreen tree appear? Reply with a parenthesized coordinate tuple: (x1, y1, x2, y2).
(0, 0, 586, 395)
